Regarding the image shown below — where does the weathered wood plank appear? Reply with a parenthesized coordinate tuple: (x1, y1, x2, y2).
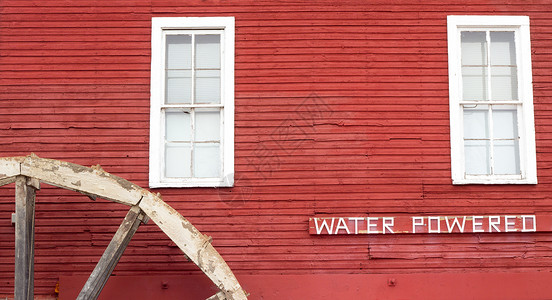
(14, 176, 39, 300)
(76, 205, 146, 300)
(19, 155, 142, 206)
(0, 157, 22, 187)
(0, 176, 17, 187)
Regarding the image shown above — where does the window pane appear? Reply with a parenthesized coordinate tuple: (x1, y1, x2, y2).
(195, 35, 221, 69)
(493, 107, 518, 139)
(195, 70, 221, 104)
(463, 106, 489, 139)
(195, 110, 220, 141)
(490, 32, 516, 66)
(465, 140, 490, 175)
(166, 70, 192, 104)
(461, 31, 487, 66)
(166, 35, 192, 69)
(462, 67, 487, 100)
(494, 140, 520, 175)
(194, 143, 220, 178)
(491, 66, 518, 100)
(165, 143, 191, 178)
(165, 110, 191, 141)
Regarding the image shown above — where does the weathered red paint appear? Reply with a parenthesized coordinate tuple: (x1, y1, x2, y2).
(2, 0, 552, 298)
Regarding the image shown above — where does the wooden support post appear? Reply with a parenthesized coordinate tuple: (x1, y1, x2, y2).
(77, 205, 146, 300)
(14, 176, 39, 300)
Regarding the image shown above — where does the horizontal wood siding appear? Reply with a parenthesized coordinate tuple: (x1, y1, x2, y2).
(1, 0, 552, 297)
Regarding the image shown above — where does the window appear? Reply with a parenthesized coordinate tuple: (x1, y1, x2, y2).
(447, 16, 537, 184)
(149, 17, 235, 187)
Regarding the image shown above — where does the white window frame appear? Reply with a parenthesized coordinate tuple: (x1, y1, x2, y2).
(149, 17, 235, 188)
(447, 15, 537, 184)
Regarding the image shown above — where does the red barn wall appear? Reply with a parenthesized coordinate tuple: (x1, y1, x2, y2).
(1, 0, 552, 298)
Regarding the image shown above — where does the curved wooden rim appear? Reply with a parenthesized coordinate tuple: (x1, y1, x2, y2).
(0, 155, 247, 300)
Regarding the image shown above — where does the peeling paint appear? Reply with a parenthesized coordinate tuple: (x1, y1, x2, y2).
(90, 164, 104, 172)
(181, 220, 195, 233)
(65, 162, 92, 174)
(37, 164, 60, 173)
(207, 259, 217, 274)
(96, 171, 135, 191)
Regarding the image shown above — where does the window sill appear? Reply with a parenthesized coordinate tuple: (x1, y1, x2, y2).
(452, 177, 537, 185)
(150, 177, 234, 188)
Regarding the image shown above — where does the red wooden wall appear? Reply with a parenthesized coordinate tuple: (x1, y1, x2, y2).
(1, 0, 552, 298)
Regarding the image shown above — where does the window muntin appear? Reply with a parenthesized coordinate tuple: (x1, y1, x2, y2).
(150, 17, 234, 188)
(461, 31, 518, 101)
(448, 16, 536, 184)
(165, 33, 222, 104)
(163, 31, 223, 180)
(463, 105, 520, 176)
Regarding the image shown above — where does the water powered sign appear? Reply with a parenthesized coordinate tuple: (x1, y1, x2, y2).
(308, 215, 551, 235)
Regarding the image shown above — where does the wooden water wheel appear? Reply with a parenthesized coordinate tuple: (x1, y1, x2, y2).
(1, 154, 247, 300)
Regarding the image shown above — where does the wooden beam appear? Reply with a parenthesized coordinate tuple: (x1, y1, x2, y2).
(20, 155, 142, 206)
(14, 176, 39, 300)
(77, 205, 146, 300)
(0, 156, 23, 187)
(0, 156, 23, 177)
(0, 176, 17, 187)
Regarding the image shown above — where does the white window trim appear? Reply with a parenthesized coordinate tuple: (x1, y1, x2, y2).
(447, 15, 537, 184)
(149, 17, 235, 188)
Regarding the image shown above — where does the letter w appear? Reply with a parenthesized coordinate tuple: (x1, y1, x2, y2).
(314, 218, 335, 235)
(445, 216, 466, 233)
